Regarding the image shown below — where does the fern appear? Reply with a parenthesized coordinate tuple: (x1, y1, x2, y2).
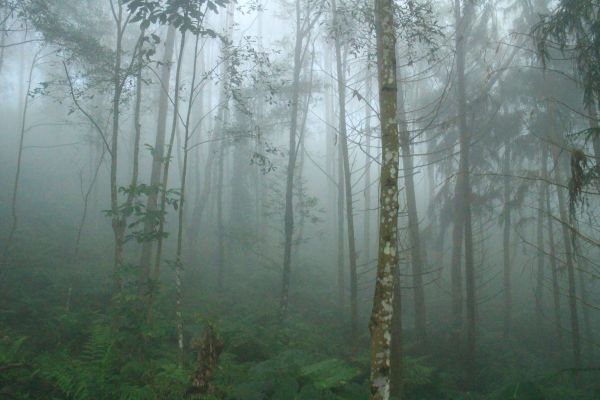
(300, 358, 360, 390)
(0, 335, 27, 364)
(37, 322, 118, 400)
(403, 356, 434, 387)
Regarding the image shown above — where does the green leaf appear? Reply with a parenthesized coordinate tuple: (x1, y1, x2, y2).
(300, 359, 360, 390)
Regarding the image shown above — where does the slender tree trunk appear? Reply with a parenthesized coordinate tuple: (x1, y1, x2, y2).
(174, 30, 203, 363)
(552, 150, 581, 370)
(543, 145, 562, 350)
(582, 102, 598, 359)
(574, 240, 593, 362)
(324, 45, 340, 306)
(216, 134, 226, 289)
(188, 8, 234, 272)
(369, 1, 399, 398)
(502, 138, 512, 337)
(331, 0, 358, 340)
(452, 0, 476, 380)
(324, 41, 344, 309)
(2, 50, 39, 267)
(112, 30, 146, 292)
(75, 149, 106, 258)
(535, 147, 545, 328)
(185, 51, 205, 257)
(451, 0, 467, 331)
(337, 144, 346, 310)
(140, 25, 176, 297)
(293, 53, 315, 251)
(154, 26, 187, 283)
(280, 0, 304, 319)
(254, 5, 265, 248)
(364, 68, 373, 268)
(396, 62, 427, 344)
(110, 5, 125, 294)
(216, 3, 234, 290)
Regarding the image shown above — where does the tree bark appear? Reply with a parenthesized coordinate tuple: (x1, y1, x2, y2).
(390, 266, 403, 399)
(369, 1, 399, 398)
(331, 0, 358, 341)
(552, 150, 581, 370)
(174, 28, 204, 363)
(535, 146, 545, 328)
(364, 68, 373, 269)
(2, 49, 39, 267)
(216, 135, 226, 289)
(153, 25, 188, 284)
(280, 0, 304, 319)
(110, 5, 125, 293)
(453, 0, 477, 381)
(337, 144, 346, 310)
(542, 145, 563, 350)
(139, 25, 176, 297)
(502, 137, 512, 338)
(216, 3, 234, 291)
(396, 61, 427, 344)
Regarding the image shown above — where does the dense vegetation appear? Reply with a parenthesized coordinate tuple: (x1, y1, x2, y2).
(1, 0, 600, 399)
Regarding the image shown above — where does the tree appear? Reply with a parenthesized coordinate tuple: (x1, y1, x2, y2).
(551, 145, 582, 370)
(138, 24, 176, 300)
(452, 0, 477, 380)
(280, 0, 322, 319)
(534, 0, 600, 195)
(330, 0, 359, 342)
(369, 0, 399, 398)
(396, 60, 427, 345)
(2, 48, 42, 268)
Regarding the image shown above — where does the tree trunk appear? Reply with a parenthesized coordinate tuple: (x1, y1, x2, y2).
(2, 50, 39, 267)
(535, 146, 545, 328)
(293, 52, 316, 252)
(552, 150, 581, 370)
(174, 29, 204, 363)
(254, 5, 265, 249)
(451, 0, 467, 331)
(364, 68, 373, 269)
(331, 0, 358, 341)
(280, 0, 304, 319)
(452, 0, 477, 380)
(188, 325, 224, 396)
(502, 138, 512, 338)
(110, 5, 125, 294)
(369, 1, 399, 398)
(216, 3, 234, 290)
(396, 61, 427, 344)
(324, 44, 343, 308)
(574, 242, 593, 362)
(75, 149, 105, 258)
(390, 266, 403, 399)
(186, 51, 205, 257)
(543, 145, 563, 350)
(153, 26, 187, 284)
(139, 25, 176, 297)
(337, 144, 346, 310)
(216, 136, 226, 289)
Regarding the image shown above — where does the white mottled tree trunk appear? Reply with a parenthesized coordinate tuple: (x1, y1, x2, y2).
(370, 0, 399, 398)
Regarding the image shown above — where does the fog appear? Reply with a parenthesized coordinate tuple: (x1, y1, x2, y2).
(1, 0, 599, 399)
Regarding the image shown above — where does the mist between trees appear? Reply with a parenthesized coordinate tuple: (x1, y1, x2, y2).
(1, 0, 600, 399)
